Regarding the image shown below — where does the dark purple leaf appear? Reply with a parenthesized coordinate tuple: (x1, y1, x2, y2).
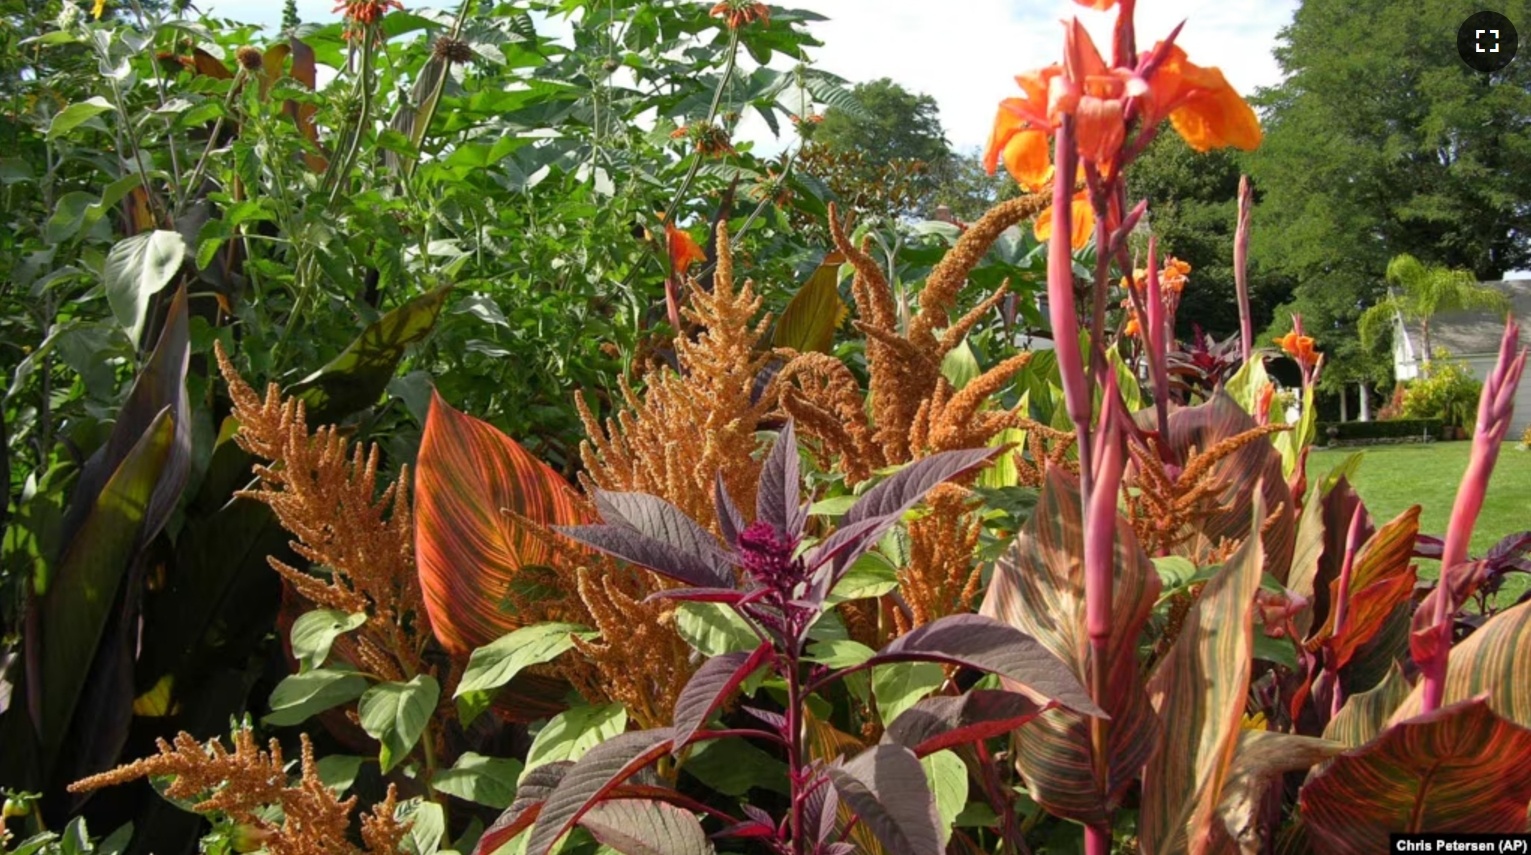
(579, 799, 713, 855)
(842, 447, 1000, 529)
(809, 447, 1002, 583)
(802, 775, 841, 846)
(882, 690, 1053, 757)
(743, 706, 786, 732)
(593, 490, 735, 572)
(756, 420, 805, 538)
(525, 728, 675, 855)
(866, 614, 1102, 718)
(555, 524, 734, 590)
(825, 745, 943, 855)
(714, 472, 746, 549)
(474, 761, 573, 855)
(645, 587, 750, 605)
(672, 643, 773, 751)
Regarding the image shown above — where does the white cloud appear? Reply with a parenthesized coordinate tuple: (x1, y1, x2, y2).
(202, 0, 1297, 156)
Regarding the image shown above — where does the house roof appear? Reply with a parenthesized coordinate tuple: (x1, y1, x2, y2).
(1420, 279, 1531, 357)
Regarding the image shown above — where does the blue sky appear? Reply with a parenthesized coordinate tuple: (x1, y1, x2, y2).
(202, 0, 1300, 155)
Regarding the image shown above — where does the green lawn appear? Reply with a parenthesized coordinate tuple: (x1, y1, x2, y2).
(1305, 442, 1531, 597)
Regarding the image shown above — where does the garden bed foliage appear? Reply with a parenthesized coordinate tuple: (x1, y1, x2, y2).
(3, 0, 1530, 854)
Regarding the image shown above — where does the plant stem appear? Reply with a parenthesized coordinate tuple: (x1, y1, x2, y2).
(785, 650, 807, 855)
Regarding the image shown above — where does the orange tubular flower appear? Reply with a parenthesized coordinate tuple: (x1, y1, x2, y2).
(1274, 330, 1319, 368)
(665, 220, 706, 274)
(1142, 43, 1263, 152)
(1159, 256, 1191, 292)
(335, 0, 403, 35)
(1061, 19, 1140, 167)
(710, 0, 770, 29)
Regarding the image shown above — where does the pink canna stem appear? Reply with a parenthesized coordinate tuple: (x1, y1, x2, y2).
(1234, 175, 1254, 365)
(1084, 371, 1126, 855)
(1327, 503, 1366, 719)
(1049, 117, 1093, 502)
(1420, 318, 1527, 713)
(1145, 238, 1170, 440)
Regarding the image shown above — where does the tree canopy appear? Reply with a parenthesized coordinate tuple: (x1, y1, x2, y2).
(1245, 0, 1531, 388)
(808, 77, 953, 219)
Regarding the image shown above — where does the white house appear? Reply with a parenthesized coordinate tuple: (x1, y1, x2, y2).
(1391, 279, 1531, 438)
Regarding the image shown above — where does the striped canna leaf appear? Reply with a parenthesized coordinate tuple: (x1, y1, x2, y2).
(1287, 476, 1369, 641)
(979, 466, 1161, 826)
(1139, 391, 1295, 584)
(1299, 698, 1531, 853)
(1139, 494, 1266, 855)
(414, 391, 588, 716)
(1308, 507, 1420, 670)
(1320, 660, 1410, 753)
(773, 250, 848, 354)
(1388, 598, 1531, 728)
(1212, 730, 1345, 853)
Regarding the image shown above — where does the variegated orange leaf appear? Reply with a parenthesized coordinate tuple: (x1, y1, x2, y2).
(414, 391, 588, 718)
(1321, 661, 1409, 752)
(979, 466, 1160, 826)
(1139, 494, 1266, 855)
(1287, 476, 1368, 641)
(1315, 507, 1420, 669)
(1300, 698, 1531, 854)
(1389, 598, 1531, 728)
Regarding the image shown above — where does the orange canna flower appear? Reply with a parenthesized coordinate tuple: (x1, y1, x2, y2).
(1061, 19, 1142, 167)
(1123, 314, 1141, 337)
(1159, 256, 1191, 292)
(1073, 0, 1117, 7)
(1143, 43, 1262, 152)
(1274, 330, 1319, 368)
(1033, 189, 1095, 251)
(983, 67, 1065, 190)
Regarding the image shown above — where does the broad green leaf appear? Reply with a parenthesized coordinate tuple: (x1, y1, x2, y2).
(433, 753, 524, 809)
(773, 250, 847, 353)
(921, 750, 968, 846)
(579, 800, 715, 855)
(979, 467, 1162, 826)
(1222, 357, 1269, 415)
(47, 96, 114, 140)
(290, 284, 452, 423)
(29, 410, 175, 762)
(674, 602, 756, 655)
(1301, 699, 1531, 853)
(290, 609, 366, 673)
(825, 551, 898, 604)
(1140, 495, 1266, 855)
(806, 638, 876, 669)
(873, 661, 944, 727)
(359, 675, 440, 773)
(682, 736, 789, 796)
(940, 339, 981, 391)
(104, 231, 185, 343)
(265, 668, 369, 727)
(398, 798, 447, 855)
(414, 392, 586, 721)
(456, 622, 596, 697)
(315, 754, 367, 794)
(523, 702, 628, 776)
(977, 427, 1027, 490)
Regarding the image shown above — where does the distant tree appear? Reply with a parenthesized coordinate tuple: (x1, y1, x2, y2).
(1124, 130, 1294, 341)
(1245, 0, 1531, 391)
(280, 0, 300, 32)
(1358, 253, 1513, 363)
(928, 148, 1024, 223)
(810, 78, 952, 219)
